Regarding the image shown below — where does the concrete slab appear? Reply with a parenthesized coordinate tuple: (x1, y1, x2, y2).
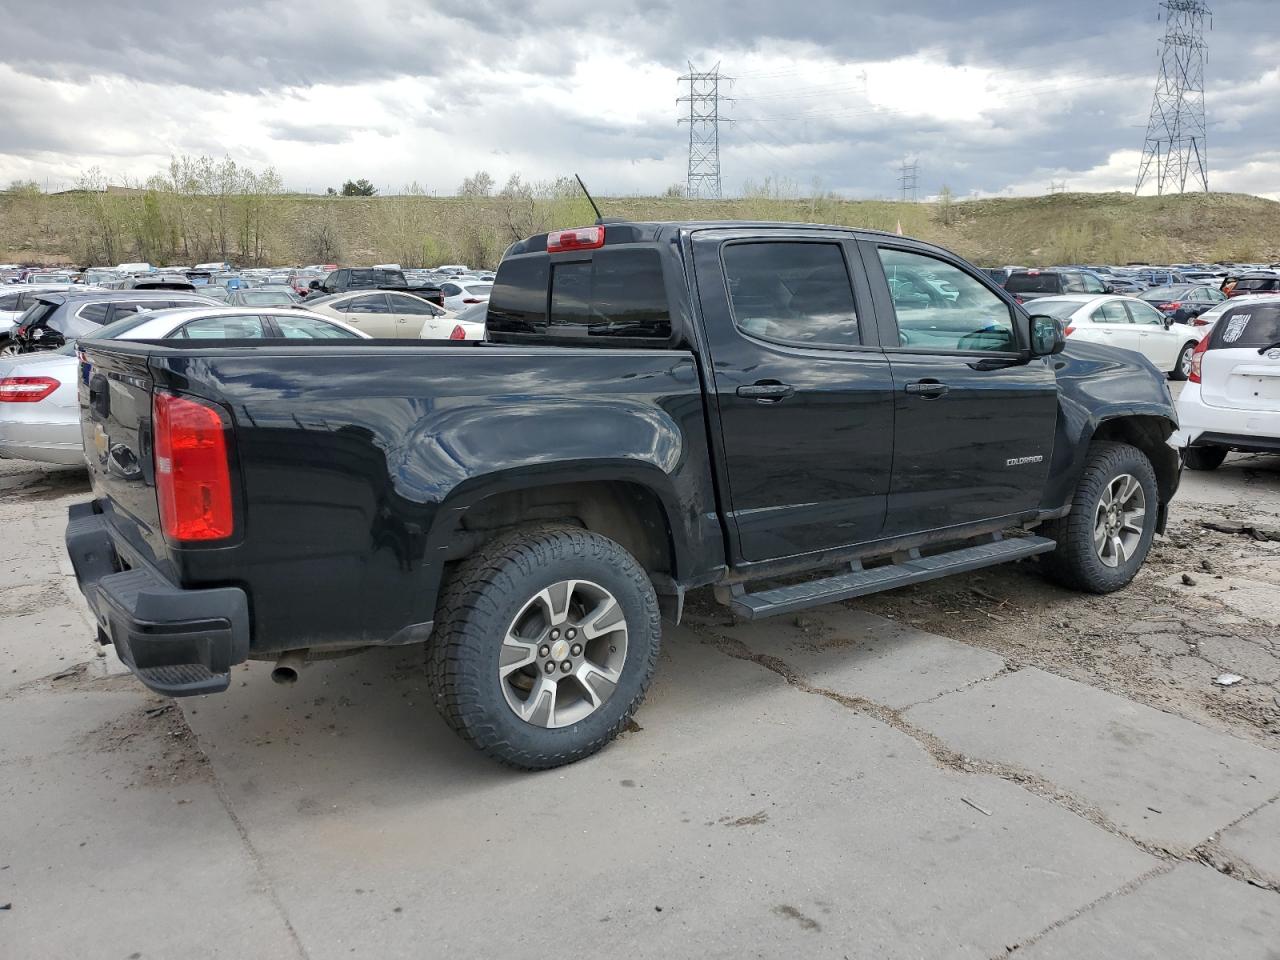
(1019, 863, 1280, 960)
(1218, 799, 1280, 888)
(715, 606, 1006, 708)
(180, 630, 1155, 960)
(0, 691, 300, 960)
(904, 667, 1280, 852)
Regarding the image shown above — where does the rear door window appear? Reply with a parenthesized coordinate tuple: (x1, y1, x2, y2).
(1006, 273, 1060, 294)
(345, 294, 390, 314)
(178, 315, 267, 338)
(722, 241, 858, 347)
(547, 248, 671, 343)
(1092, 302, 1130, 324)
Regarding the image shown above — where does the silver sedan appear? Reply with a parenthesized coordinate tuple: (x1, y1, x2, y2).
(0, 307, 367, 465)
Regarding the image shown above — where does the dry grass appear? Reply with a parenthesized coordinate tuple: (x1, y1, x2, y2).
(2, 189, 1276, 268)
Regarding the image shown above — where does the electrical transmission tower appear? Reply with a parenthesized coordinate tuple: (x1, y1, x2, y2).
(1135, 1, 1211, 195)
(1048, 180, 1068, 194)
(898, 157, 919, 202)
(678, 63, 732, 199)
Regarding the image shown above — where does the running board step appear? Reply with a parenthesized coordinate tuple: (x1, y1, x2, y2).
(729, 536, 1057, 620)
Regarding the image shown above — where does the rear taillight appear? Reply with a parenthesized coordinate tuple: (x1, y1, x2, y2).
(1014, 296, 1025, 304)
(449, 324, 466, 340)
(547, 226, 605, 254)
(1063, 325, 1075, 336)
(153, 390, 234, 542)
(0, 376, 59, 402)
(1188, 336, 1210, 384)
(1193, 315, 1211, 326)
(1160, 301, 1181, 313)
(461, 297, 484, 304)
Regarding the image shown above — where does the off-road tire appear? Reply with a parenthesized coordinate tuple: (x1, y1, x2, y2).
(427, 525, 661, 770)
(1184, 445, 1228, 471)
(1038, 441, 1159, 594)
(1170, 341, 1196, 381)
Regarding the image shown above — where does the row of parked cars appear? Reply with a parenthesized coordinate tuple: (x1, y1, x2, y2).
(0, 261, 500, 464)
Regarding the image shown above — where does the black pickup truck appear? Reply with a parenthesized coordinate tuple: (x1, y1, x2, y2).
(66, 221, 1181, 769)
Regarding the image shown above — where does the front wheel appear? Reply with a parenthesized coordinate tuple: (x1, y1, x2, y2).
(0, 340, 20, 357)
(427, 526, 661, 769)
(1170, 341, 1196, 381)
(1039, 441, 1159, 593)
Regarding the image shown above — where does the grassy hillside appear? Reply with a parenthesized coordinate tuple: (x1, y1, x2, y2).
(2, 188, 1276, 269)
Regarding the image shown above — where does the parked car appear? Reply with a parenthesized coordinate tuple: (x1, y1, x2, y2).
(1225, 271, 1280, 299)
(1184, 294, 1276, 338)
(115, 275, 197, 291)
(0, 307, 367, 465)
(225, 288, 298, 307)
(68, 220, 1181, 769)
(7, 290, 219, 355)
(312, 267, 407, 295)
(422, 301, 484, 340)
(0, 284, 86, 347)
(1138, 284, 1227, 324)
(1134, 268, 1187, 287)
(1105, 277, 1147, 295)
(303, 290, 449, 338)
(440, 279, 493, 311)
(1173, 300, 1280, 470)
(1024, 295, 1200, 380)
(1004, 269, 1108, 303)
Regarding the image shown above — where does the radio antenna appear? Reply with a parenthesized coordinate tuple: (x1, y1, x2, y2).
(575, 174, 604, 224)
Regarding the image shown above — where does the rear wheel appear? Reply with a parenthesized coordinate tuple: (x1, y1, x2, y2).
(1170, 341, 1196, 381)
(0, 339, 19, 357)
(427, 526, 661, 769)
(1185, 445, 1228, 471)
(1039, 441, 1159, 593)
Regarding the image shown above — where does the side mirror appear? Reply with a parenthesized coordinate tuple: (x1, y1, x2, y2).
(1028, 314, 1066, 357)
(309, 280, 320, 289)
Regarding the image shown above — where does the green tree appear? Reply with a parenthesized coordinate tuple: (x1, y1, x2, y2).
(341, 179, 377, 196)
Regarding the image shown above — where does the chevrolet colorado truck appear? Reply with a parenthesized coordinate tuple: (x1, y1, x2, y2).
(66, 221, 1181, 769)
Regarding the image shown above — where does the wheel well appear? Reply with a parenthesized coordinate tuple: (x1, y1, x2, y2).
(447, 481, 677, 577)
(1091, 416, 1179, 502)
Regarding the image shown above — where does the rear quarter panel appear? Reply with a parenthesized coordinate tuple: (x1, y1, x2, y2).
(148, 344, 719, 653)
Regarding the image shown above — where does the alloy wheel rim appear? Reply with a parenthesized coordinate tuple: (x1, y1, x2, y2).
(1093, 473, 1146, 568)
(1181, 346, 1194, 376)
(499, 579, 628, 728)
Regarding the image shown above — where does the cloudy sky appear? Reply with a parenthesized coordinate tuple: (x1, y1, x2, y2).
(1, 0, 1276, 199)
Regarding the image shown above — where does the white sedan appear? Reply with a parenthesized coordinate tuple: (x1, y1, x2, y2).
(0, 307, 366, 465)
(423, 301, 485, 340)
(1025, 295, 1201, 380)
(303, 290, 451, 339)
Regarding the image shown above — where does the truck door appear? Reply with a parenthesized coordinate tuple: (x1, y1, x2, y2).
(691, 229, 895, 564)
(859, 241, 1058, 537)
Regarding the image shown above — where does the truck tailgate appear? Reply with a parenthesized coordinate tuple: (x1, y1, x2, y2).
(78, 344, 170, 571)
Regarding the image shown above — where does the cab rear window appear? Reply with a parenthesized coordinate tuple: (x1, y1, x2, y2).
(489, 248, 671, 345)
(1005, 273, 1062, 294)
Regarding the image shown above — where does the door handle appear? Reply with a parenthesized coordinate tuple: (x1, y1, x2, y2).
(737, 381, 795, 402)
(904, 380, 949, 398)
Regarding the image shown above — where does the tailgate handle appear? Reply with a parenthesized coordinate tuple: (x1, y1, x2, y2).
(88, 373, 110, 418)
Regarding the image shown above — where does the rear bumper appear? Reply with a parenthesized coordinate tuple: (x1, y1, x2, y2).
(0, 419, 83, 465)
(1172, 384, 1280, 451)
(64, 502, 249, 696)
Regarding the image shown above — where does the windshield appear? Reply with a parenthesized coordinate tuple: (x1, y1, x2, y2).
(91, 311, 164, 339)
(239, 291, 294, 305)
(1022, 299, 1080, 321)
(1005, 273, 1061, 294)
(1234, 277, 1280, 292)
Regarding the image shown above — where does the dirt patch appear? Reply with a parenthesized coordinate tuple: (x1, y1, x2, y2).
(847, 506, 1280, 748)
(81, 700, 212, 788)
(0, 579, 70, 618)
(0, 466, 88, 501)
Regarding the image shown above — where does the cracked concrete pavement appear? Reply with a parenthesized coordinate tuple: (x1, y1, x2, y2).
(2, 449, 1279, 959)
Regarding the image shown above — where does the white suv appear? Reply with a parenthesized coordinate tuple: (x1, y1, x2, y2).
(1173, 299, 1280, 470)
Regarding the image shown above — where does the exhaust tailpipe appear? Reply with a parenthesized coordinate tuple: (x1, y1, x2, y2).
(271, 649, 308, 685)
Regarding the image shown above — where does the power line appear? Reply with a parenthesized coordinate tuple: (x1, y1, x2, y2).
(1136, 0, 1211, 194)
(678, 62, 734, 200)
